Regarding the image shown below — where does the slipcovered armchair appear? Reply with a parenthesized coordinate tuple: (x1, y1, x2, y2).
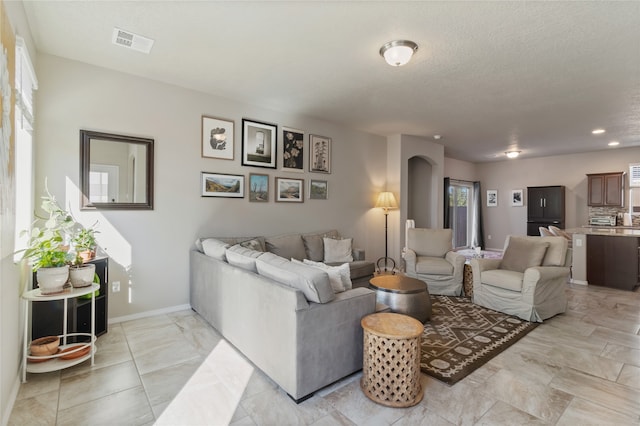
(471, 235, 571, 322)
(404, 228, 466, 296)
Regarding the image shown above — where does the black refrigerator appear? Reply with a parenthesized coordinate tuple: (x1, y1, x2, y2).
(526, 186, 565, 236)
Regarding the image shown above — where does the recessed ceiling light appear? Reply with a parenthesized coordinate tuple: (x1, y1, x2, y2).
(433, 135, 442, 140)
(505, 151, 521, 159)
(592, 128, 606, 135)
(608, 141, 620, 146)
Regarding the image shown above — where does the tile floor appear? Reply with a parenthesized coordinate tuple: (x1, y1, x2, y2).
(8, 283, 640, 426)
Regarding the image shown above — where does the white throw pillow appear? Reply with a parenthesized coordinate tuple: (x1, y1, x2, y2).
(295, 259, 345, 293)
(201, 238, 230, 261)
(323, 237, 353, 263)
(303, 259, 352, 291)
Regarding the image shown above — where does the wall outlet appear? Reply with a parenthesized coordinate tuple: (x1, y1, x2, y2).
(575, 239, 582, 247)
(112, 281, 120, 292)
(487, 235, 492, 240)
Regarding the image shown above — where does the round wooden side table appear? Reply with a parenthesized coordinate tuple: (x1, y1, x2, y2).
(360, 312, 424, 407)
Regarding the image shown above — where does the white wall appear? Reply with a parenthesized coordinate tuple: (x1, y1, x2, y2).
(34, 54, 388, 319)
(477, 147, 640, 249)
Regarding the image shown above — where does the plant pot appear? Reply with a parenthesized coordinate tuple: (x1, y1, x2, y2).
(36, 266, 69, 294)
(78, 250, 96, 263)
(69, 263, 95, 288)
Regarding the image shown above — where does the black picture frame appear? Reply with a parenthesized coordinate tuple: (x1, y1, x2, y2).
(242, 119, 277, 168)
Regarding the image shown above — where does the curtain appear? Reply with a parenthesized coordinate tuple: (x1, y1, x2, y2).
(472, 181, 485, 248)
(443, 177, 451, 229)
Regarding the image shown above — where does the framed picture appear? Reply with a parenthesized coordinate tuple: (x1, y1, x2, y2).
(511, 189, 524, 207)
(249, 173, 269, 202)
(282, 127, 304, 172)
(487, 189, 498, 207)
(309, 134, 331, 173)
(201, 116, 234, 160)
(201, 172, 244, 198)
(275, 177, 304, 202)
(309, 179, 328, 200)
(242, 119, 277, 168)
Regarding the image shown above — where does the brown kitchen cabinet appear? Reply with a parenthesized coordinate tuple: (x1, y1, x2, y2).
(587, 172, 624, 207)
(587, 235, 639, 291)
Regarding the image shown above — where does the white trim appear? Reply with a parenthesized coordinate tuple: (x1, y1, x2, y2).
(2, 375, 22, 426)
(108, 304, 191, 324)
(570, 279, 588, 286)
(15, 36, 38, 89)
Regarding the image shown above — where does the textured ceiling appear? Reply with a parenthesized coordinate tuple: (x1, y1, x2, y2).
(22, 1, 640, 162)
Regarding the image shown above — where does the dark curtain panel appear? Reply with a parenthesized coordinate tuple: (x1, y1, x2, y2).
(472, 181, 485, 248)
(443, 177, 451, 229)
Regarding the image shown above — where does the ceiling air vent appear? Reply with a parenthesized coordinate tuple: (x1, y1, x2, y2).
(112, 28, 154, 54)
(630, 163, 640, 187)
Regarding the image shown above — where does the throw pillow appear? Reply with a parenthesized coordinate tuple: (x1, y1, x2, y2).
(256, 253, 335, 303)
(225, 244, 264, 273)
(239, 238, 264, 252)
(302, 230, 339, 261)
(200, 238, 230, 261)
(265, 234, 307, 261)
(303, 259, 353, 290)
(500, 238, 550, 273)
(323, 237, 353, 263)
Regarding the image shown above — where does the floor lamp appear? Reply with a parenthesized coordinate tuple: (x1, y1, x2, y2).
(375, 191, 398, 273)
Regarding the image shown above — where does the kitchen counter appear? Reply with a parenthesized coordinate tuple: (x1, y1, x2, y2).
(566, 227, 640, 237)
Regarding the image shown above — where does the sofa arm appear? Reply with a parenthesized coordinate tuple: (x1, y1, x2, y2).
(352, 248, 366, 261)
(404, 248, 417, 273)
(522, 266, 570, 295)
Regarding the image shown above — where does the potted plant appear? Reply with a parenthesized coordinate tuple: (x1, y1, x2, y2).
(18, 184, 75, 294)
(69, 225, 98, 288)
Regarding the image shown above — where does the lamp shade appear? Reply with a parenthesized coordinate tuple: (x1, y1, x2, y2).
(375, 191, 398, 210)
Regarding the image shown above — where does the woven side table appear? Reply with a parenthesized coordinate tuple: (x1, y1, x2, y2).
(360, 312, 424, 407)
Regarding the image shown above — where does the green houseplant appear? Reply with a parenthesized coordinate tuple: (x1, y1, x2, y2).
(18, 183, 75, 294)
(69, 224, 99, 288)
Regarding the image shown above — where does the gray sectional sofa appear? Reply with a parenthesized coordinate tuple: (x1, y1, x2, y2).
(190, 230, 377, 401)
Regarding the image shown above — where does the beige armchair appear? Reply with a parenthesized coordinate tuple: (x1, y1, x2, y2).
(404, 228, 466, 296)
(471, 235, 571, 322)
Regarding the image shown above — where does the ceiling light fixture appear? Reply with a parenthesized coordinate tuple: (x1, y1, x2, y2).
(592, 128, 606, 135)
(379, 40, 418, 67)
(505, 151, 521, 159)
(608, 141, 620, 146)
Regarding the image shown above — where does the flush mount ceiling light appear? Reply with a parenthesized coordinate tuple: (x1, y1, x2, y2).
(379, 40, 418, 67)
(505, 151, 521, 159)
(608, 141, 620, 146)
(592, 128, 606, 135)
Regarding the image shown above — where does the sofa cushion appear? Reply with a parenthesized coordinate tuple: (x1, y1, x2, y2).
(407, 228, 452, 258)
(505, 235, 567, 267)
(302, 230, 340, 261)
(200, 238, 230, 261)
(256, 253, 335, 303)
(225, 245, 264, 273)
(415, 256, 454, 275)
(500, 238, 549, 273)
(482, 269, 525, 292)
(302, 259, 351, 291)
(265, 234, 307, 261)
(323, 237, 354, 263)
(294, 259, 346, 293)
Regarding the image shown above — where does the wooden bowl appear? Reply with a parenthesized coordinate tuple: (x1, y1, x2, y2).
(30, 336, 60, 356)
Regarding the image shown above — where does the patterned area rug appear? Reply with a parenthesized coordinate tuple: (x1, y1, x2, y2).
(420, 296, 538, 385)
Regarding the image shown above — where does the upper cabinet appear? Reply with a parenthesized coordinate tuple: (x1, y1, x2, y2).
(587, 172, 624, 207)
(527, 186, 565, 221)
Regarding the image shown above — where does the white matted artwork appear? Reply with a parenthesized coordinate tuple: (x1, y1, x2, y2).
(511, 189, 523, 206)
(487, 189, 498, 207)
(201, 116, 234, 160)
(309, 134, 331, 173)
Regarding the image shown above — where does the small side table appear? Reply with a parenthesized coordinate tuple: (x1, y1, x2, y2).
(360, 312, 424, 407)
(22, 283, 99, 382)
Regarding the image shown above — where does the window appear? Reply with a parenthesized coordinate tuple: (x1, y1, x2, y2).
(13, 37, 38, 259)
(448, 181, 473, 249)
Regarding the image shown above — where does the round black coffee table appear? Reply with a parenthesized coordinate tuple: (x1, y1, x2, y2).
(369, 275, 431, 323)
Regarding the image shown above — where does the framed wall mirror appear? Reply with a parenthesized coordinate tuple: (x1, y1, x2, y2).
(80, 130, 154, 210)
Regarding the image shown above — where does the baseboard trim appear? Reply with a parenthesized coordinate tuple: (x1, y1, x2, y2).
(570, 279, 588, 286)
(2, 374, 21, 426)
(108, 304, 192, 324)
